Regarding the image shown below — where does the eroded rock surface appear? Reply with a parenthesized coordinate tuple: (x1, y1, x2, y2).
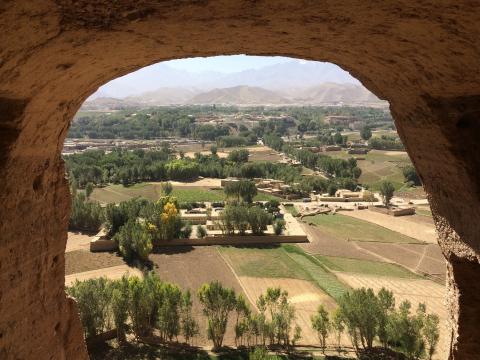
(0, 1, 479, 358)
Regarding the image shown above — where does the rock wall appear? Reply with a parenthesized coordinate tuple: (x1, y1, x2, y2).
(0, 1, 479, 358)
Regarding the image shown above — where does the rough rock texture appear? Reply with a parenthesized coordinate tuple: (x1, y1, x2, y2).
(0, 1, 479, 359)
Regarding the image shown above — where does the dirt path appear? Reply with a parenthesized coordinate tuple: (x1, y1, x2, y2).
(342, 210, 438, 244)
(335, 273, 447, 359)
(65, 265, 143, 286)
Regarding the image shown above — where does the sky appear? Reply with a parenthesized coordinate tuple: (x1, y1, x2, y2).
(164, 55, 293, 73)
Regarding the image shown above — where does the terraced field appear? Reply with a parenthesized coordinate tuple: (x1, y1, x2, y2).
(315, 255, 421, 279)
(307, 213, 422, 244)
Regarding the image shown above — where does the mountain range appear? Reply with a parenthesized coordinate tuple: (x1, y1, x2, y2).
(84, 60, 386, 108)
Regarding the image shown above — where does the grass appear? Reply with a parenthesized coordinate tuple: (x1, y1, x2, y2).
(91, 183, 282, 204)
(315, 255, 420, 279)
(416, 208, 432, 217)
(282, 245, 349, 301)
(283, 204, 299, 216)
(218, 246, 313, 281)
(308, 213, 421, 244)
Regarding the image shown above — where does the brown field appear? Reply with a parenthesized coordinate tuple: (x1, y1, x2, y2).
(356, 242, 446, 283)
(65, 265, 143, 286)
(237, 276, 337, 345)
(150, 246, 248, 346)
(335, 273, 447, 359)
(66, 231, 94, 252)
(298, 222, 380, 261)
(342, 210, 438, 244)
(65, 250, 126, 275)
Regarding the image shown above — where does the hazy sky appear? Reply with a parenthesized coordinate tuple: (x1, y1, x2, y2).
(164, 55, 293, 73)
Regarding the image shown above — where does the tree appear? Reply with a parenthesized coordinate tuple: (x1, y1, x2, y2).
(379, 180, 395, 207)
(224, 180, 258, 203)
(111, 277, 130, 344)
(85, 182, 94, 198)
(423, 313, 440, 360)
(210, 144, 218, 155)
(311, 305, 330, 353)
(69, 192, 104, 232)
(227, 149, 249, 163)
(360, 126, 372, 141)
(273, 220, 286, 235)
(197, 281, 237, 350)
(114, 220, 153, 262)
(66, 277, 113, 338)
(331, 309, 345, 354)
(402, 164, 421, 186)
(181, 290, 199, 344)
(161, 181, 173, 196)
(196, 225, 207, 238)
(338, 288, 381, 352)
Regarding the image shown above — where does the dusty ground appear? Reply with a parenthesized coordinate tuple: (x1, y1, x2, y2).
(66, 232, 94, 252)
(65, 265, 143, 286)
(237, 276, 336, 345)
(167, 178, 222, 188)
(342, 210, 438, 244)
(150, 246, 247, 347)
(356, 242, 446, 283)
(298, 222, 380, 261)
(65, 250, 126, 275)
(335, 273, 447, 359)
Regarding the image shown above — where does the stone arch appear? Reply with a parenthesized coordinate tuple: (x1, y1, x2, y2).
(1, 1, 479, 359)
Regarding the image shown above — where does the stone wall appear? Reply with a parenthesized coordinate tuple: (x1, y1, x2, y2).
(0, 1, 479, 359)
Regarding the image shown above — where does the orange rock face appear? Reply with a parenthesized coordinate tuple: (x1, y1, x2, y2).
(0, 1, 479, 359)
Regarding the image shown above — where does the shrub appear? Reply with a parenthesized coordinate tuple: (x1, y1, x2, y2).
(273, 220, 286, 235)
(196, 225, 207, 238)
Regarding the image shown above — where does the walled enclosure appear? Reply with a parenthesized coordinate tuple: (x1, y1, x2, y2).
(0, 1, 479, 359)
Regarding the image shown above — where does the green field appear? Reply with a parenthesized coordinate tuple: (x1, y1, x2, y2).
(282, 245, 349, 301)
(283, 204, 298, 216)
(219, 245, 349, 301)
(315, 255, 420, 279)
(90, 183, 282, 204)
(218, 246, 312, 280)
(308, 213, 422, 244)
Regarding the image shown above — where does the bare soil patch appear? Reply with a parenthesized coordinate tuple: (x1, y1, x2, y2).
(65, 250, 125, 275)
(66, 232, 94, 253)
(356, 242, 446, 283)
(298, 222, 380, 261)
(65, 265, 143, 286)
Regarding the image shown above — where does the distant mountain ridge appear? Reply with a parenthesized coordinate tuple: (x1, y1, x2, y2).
(84, 83, 384, 109)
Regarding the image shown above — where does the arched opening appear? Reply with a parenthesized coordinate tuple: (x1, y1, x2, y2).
(66, 55, 446, 358)
(1, 2, 479, 359)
